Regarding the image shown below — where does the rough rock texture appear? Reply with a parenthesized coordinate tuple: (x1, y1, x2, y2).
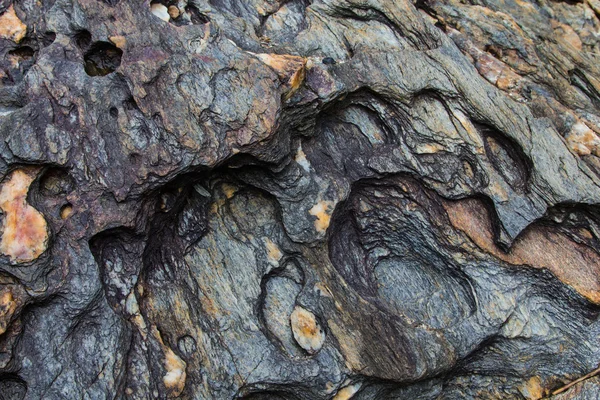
(1, 0, 600, 398)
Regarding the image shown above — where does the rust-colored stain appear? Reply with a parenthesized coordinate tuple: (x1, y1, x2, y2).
(109, 35, 127, 50)
(552, 20, 582, 51)
(520, 376, 545, 399)
(0, 290, 17, 335)
(565, 121, 600, 157)
(445, 198, 600, 304)
(0, 6, 27, 43)
(309, 200, 334, 233)
(251, 53, 307, 98)
(0, 168, 49, 263)
(327, 319, 364, 372)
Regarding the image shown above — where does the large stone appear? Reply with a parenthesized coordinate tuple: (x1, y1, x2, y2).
(0, 0, 600, 398)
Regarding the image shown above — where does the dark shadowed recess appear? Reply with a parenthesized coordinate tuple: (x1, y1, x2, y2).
(236, 382, 310, 400)
(84, 42, 123, 77)
(474, 122, 532, 192)
(0, 375, 26, 400)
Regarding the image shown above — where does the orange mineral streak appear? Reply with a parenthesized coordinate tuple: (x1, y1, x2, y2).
(520, 376, 545, 400)
(444, 199, 600, 304)
(0, 169, 49, 263)
(309, 201, 334, 233)
(0, 289, 17, 335)
(252, 53, 307, 98)
(151, 326, 187, 397)
(290, 306, 325, 354)
(297, 313, 318, 336)
(0, 6, 27, 43)
(109, 35, 127, 50)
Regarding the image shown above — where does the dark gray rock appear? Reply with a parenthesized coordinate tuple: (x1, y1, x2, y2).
(1, 0, 600, 398)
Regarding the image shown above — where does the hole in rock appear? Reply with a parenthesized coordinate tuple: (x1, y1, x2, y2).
(83, 41, 122, 76)
(8, 46, 34, 61)
(42, 31, 56, 46)
(74, 30, 92, 49)
(0, 377, 26, 400)
(186, 4, 210, 24)
(38, 168, 74, 197)
(129, 153, 141, 165)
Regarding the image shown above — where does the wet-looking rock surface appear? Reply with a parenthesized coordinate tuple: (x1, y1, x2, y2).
(1, 0, 600, 399)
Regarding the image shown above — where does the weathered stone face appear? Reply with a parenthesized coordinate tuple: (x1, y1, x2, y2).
(1, 0, 600, 399)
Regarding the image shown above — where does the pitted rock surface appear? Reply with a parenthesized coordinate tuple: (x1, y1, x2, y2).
(1, 0, 600, 399)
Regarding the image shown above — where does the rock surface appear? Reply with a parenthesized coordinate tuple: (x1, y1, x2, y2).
(0, 0, 600, 399)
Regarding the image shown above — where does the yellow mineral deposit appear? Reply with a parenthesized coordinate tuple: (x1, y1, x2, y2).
(414, 143, 445, 154)
(290, 305, 325, 354)
(109, 36, 127, 50)
(167, 5, 180, 19)
(60, 204, 73, 220)
(251, 53, 306, 98)
(221, 183, 238, 199)
(327, 320, 364, 372)
(0, 5, 27, 43)
(0, 168, 49, 263)
(332, 382, 362, 400)
(519, 376, 545, 400)
(125, 292, 148, 339)
(152, 326, 187, 397)
(0, 289, 17, 335)
(265, 238, 282, 264)
(163, 347, 187, 397)
(309, 200, 333, 233)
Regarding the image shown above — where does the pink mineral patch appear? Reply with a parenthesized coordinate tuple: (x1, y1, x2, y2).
(0, 168, 49, 263)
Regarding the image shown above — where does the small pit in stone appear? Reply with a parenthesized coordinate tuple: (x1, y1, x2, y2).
(0, 378, 26, 400)
(42, 32, 56, 47)
(185, 4, 210, 24)
(74, 30, 92, 50)
(39, 168, 74, 197)
(4, 46, 35, 83)
(83, 42, 122, 77)
(177, 335, 197, 359)
(8, 46, 34, 62)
